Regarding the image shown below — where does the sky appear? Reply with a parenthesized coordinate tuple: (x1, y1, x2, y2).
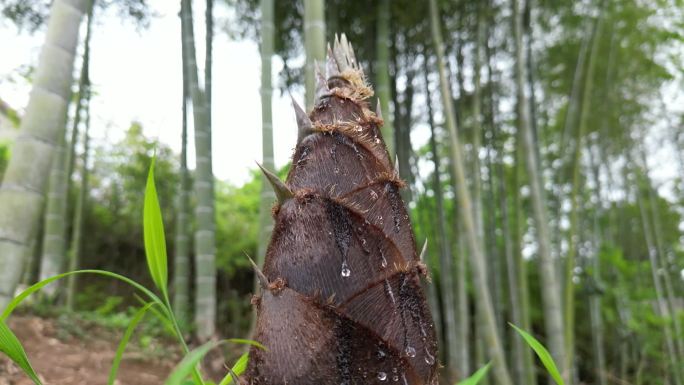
(0, 0, 301, 186)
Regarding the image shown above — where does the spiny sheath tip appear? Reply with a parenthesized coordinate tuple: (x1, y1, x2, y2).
(420, 238, 428, 261)
(244, 252, 269, 289)
(256, 162, 293, 204)
(291, 95, 313, 142)
(376, 98, 383, 121)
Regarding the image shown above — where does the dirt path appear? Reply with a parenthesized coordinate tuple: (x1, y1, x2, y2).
(0, 315, 182, 385)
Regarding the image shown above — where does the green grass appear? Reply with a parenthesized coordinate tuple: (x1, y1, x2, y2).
(0, 159, 258, 385)
(454, 324, 566, 385)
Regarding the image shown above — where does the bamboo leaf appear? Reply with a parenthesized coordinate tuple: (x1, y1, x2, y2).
(455, 362, 492, 385)
(165, 340, 224, 385)
(218, 353, 249, 385)
(1, 270, 164, 321)
(0, 320, 42, 385)
(144, 158, 169, 296)
(107, 302, 158, 385)
(226, 338, 267, 351)
(510, 323, 565, 385)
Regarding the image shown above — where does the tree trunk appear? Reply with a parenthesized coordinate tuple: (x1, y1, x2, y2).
(39, 1, 94, 297)
(303, 0, 325, 110)
(513, 120, 537, 385)
(564, 6, 604, 377)
(634, 165, 682, 385)
(181, 0, 216, 341)
(423, 57, 458, 382)
(492, 94, 527, 385)
(0, 0, 88, 309)
(375, 0, 393, 158)
(257, 0, 275, 270)
(637, 142, 684, 364)
(587, 138, 606, 385)
(511, 0, 567, 382)
(205, 0, 213, 129)
(455, 218, 471, 379)
(65, 73, 91, 311)
(429, 1, 513, 384)
(253, 0, 275, 340)
(173, 12, 192, 327)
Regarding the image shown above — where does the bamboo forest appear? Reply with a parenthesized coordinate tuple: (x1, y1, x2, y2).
(0, 0, 683, 384)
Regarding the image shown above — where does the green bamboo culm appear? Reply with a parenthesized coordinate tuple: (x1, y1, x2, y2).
(173, 0, 192, 328)
(181, 0, 217, 341)
(39, 0, 95, 298)
(428, 0, 513, 384)
(0, 0, 89, 310)
(257, 0, 275, 275)
(563, 3, 604, 379)
(303, 0, 325, 110)
(511, 0, 568, 381)
(375, 0, 393, 158)
(65, 62, 92, 311)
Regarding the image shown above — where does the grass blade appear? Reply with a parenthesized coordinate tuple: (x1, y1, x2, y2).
(165, 340, 224, 385)
(144, 158, 169, 297)
(0, 320, 42, 385)
(226, 338, 267, 351)
(219, 353, 249, 385)
(455, 362, 491, 385)
(1, 270, 164, 321)
(510, 323, 565, 385)
(107, 302, 157, 385)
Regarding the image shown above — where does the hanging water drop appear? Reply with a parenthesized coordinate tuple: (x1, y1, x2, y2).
(341, 261, 351, 277)
(377, 349, 386, 359)
(405, 346, 416, 357)
(377, 372, 387, 381)
(392, 375, 399, 382)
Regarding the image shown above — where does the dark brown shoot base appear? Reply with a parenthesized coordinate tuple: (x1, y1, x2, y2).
(246, 34, 438, 385)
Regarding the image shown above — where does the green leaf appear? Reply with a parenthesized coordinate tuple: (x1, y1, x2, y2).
(133, 294, 177, 336)
(0, 320, 42, 385)
(165, 340, 224, 385)
(144, 158, 169, 297)
(108, 302, 157, 385)
(510, 323, 565, 385)
(2, 270, 164, 321)
(219, 353, 249, 385)
(226, 338, 267, 351)
(455, 362, 491, 385)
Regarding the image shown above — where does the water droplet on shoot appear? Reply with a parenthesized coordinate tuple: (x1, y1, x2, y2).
(378, 372, 387, 381)
(341, 262, 351, 277)
(392, 375, 399, 382)
(377, 349, 386, 359)
(405, 346, 416, 357)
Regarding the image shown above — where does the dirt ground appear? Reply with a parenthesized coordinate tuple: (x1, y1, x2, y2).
(0, 315, 182, 385)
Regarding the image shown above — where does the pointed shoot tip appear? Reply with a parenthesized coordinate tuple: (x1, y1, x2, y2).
(256, 162, 293, 204)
